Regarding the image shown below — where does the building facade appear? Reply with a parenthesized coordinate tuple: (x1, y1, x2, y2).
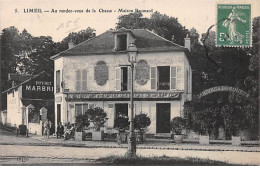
(2, 72, 54, 135)
(51, 28, 192, 135)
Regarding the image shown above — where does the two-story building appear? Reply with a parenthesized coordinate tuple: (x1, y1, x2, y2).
(50, 28, 192, 136)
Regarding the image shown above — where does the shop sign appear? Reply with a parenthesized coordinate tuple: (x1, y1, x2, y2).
(22, 72, 54, 99)
(66, 92, 180, 101)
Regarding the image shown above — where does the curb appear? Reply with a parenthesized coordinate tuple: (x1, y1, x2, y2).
(1, 142, 259, 152)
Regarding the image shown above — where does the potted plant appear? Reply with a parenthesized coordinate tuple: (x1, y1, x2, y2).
(114, 113, 129, 144)
(221, 104, 246, 146)
(75, 112, 90, 141)
(170, 117, 186, 143)
(134, 113, 151, 143)
(86, 107, 108, 141)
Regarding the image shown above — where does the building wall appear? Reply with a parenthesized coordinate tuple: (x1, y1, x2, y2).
(67, 100, 181, 134)
(61, 51, 187, 92)
(6, 86, 23, 126)
(54, 57, 67, 128)
(183, 53, 192, 101)
(54, 51, 192, 133)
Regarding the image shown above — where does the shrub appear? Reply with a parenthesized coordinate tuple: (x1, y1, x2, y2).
(114, 113, 129, 131)
(75, 113, 90, 132)
(134, 113, 151, 142)
(134, 113, 151, 134)
(170, 117, 186, 135)
(86, 107, 108, 131)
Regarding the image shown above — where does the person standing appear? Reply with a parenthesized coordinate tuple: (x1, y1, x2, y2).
(43, 119, 50, 139)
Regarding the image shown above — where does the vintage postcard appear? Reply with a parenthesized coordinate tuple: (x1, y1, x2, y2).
(0, 0, 259, 166)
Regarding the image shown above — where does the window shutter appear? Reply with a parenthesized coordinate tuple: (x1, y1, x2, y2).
(76, 70, 81, 91)
(128, 67, 132, 91)
(170, 66, 177, 90)
(151, 67, 157, 90)
(115, 67, 121, 91)
(82, 69, 87, 91)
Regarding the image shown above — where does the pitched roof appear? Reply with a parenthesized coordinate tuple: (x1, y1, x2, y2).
(2, 71, 51, 94)
(8, 73, 34, 83)
(51, 29, 187, 59)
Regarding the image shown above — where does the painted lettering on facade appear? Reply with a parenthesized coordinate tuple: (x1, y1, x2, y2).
(197, 86, 249, 98)
(25, 81, 53, 92)
(66, 92, 181, 101)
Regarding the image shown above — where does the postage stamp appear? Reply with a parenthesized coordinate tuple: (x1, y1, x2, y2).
(216, 4, 251, 47)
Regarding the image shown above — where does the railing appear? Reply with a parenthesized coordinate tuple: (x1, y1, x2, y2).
(158, 82, 170, 90)
(121, 83, 128, 91)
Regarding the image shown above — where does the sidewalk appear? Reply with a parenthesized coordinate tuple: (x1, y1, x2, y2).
(1, 127, 259, 152)
(29, 135, 260, 152)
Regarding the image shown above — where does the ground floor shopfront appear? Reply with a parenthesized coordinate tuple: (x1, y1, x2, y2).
(55, 91, 186, 134)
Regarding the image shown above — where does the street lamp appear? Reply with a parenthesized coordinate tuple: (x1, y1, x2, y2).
(126, 43, 138, 157)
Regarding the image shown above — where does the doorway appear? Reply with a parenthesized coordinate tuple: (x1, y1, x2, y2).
(156, 103, 171, 133)
(115, 103, 128, 119)
(57, 104, 61, 125)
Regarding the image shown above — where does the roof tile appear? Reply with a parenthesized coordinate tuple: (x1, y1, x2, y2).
(52, 29, 187, 58)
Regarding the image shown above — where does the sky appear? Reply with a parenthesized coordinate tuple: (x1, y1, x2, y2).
(0, 0, 259, 42)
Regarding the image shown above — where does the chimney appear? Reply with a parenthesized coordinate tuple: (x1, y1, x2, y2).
(184, 34, 190, 51)
(68, 39, 75, 49)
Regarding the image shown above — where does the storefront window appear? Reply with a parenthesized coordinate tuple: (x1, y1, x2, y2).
(75, 104, 88, 116)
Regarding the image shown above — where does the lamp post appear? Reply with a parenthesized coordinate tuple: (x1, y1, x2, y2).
(126, 43, 138, 157)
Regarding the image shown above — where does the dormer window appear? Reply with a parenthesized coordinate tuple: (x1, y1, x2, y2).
(116, 34, 127, 51)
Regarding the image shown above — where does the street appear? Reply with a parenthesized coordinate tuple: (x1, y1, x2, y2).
(0, 127, 260, 165)
(1, 144, 260, 165)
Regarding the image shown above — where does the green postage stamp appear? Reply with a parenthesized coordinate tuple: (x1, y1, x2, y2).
(217, 4, 251, 47)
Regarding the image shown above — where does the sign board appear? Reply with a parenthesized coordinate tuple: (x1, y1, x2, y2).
(22, 72, 54, 99)
(197, 86, 249, 99)
(66, 91, 181, 101)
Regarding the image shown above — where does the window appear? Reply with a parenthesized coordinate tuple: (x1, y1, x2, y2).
(76, 69, 87, 91)
(158, 66, 170, 90)
(150, 66, 177, 90)
(121, 67, 128, 91)
(115, 67, 130, 91)
(116, 34, 127, 51)
(56, 70, 60, 93)
(75, 104, 88, 116)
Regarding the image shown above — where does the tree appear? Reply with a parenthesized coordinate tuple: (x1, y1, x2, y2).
(184, 18, 259, 139)
(1, 27, 31, 91)
(116, 12, 148, 29)
(116, 11, 189, 45)
(56, 27, 96, 53)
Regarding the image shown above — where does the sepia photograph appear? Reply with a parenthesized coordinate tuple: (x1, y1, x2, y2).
(0, 0, 259, 166)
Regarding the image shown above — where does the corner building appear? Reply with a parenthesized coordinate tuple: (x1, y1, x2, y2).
(51, 28, 192, 136)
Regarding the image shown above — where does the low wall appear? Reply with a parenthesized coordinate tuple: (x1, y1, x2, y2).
(0, 110, 7, 125)
(186, 128, 259, 141)
(28, 122, 42, 135)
